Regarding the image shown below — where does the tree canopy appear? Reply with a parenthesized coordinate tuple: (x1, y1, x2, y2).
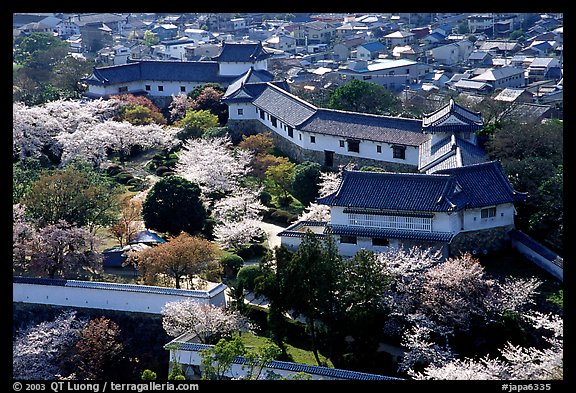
(327, 79, 401, 115)
(142, 176, 207, 236)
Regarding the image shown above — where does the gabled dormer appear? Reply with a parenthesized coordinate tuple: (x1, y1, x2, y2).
(421, 99, 483, 145)
(212, 41, 273, 76)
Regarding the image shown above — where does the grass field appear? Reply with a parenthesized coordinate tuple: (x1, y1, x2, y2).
(239, 331, 334, 368)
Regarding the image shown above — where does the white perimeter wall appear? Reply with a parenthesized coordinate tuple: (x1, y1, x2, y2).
(13, 280, 228, 314)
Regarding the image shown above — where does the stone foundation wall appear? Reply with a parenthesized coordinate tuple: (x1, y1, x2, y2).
(450, 226, 513, 256)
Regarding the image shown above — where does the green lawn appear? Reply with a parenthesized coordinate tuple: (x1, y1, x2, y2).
(239, 331, 334, 368)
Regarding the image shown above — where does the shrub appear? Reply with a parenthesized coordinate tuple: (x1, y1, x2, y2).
(221, 253, 244, 277)
(270, 209, 298, 226)
(259, 190, 273, 206)
(107, 165, 123, 176)
(141, 369, 157, 380)
(115, 172, 134, 184)
(236, 265, 263, 292)
(278, 195, 292, 207)
(155, 166, 172, 176)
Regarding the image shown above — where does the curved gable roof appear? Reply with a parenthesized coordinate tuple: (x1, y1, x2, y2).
(212, 41, 272, 62)
(317, 170, 457, 212)
(422, 99, 483, 133)
(318, 161, 526, 212)
(85, 60, 224, 85)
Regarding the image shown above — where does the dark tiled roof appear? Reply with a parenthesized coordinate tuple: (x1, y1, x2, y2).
(318, 161, 526, 212)
(328, 224, 454, 242)
(222, 68, 286, 103)
(435, 160, 528, 208)
(419, 134, 487, 172)
(317, 170, 457, 212)
(298, 109, 428, 146)
(85, 60, 230, 86)
(164, 340, 401, 380)
(252, 84, 317, 126)
(212, 41, 272, 62)
(422, 99, 483, 133)
(129, 230, 166, 244)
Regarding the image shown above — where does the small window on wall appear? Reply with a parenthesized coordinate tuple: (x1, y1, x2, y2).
(347, 139, 360, 153)
(145, 85, 151, 91)
(237, 108, 244, 116)
(288, 128, 294, 138)
(180, 86, 186, 92)
(481, 207, 496, 219)
(372, 238, 389, 247)
(376, 145, 382, 153)
(392, 145, 406, 159)
(158, 85, 164, 92)
(340, 235, 357, 244)
(339, 140, 345, 148)
(271, 116, 278, 127)
(310, 136, 316, 143)
(259, 109, 265, 120)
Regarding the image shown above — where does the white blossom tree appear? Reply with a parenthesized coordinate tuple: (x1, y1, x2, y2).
(175, 136, 253, 195)
(168, 93, 193, 123)
(297, 170, 342, 221)
(161, 299, 250, 344)
(410, 311, 563, 380)
(13, 99, 119, 160)
(13, 311, 87, 380)
(211, 186, 265, 223)
(13, 102, 65, 160)
(13, 203, 35, 270)
(56, 120, 179, 167)
(420, 253, 496, 333)
(492, 276, 543, 314)
(214, 219, 266, 251)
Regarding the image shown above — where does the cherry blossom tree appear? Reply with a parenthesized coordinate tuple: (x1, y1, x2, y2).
(211, 186, 265, 223)
(175, 136, 253, 195)
(161, 300, 250, 344)
(56, 120, 179, 166)
(420, 253, 496, 333)
(297, 170, 342, 221)
(73, 317, 125, 380)
(13, 99, 119, 160)
(213, 219, 266, 251)
(168, 93, 193, 123)
(13, 203, 36, 272)
(410, 311, 563, 380)
(13, 98, 178, 167)
(24, 220, 103, 279)
(13, 311, 87, 380)
(13, 102, 66, 160)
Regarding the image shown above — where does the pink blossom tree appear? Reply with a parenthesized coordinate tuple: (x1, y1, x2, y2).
(24, 220, 103, 279)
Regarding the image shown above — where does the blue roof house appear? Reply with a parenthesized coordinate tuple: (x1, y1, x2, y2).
(280, 160, 527, 259)
(84, 41, 275, 100)
(356, 41, 387, 60)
